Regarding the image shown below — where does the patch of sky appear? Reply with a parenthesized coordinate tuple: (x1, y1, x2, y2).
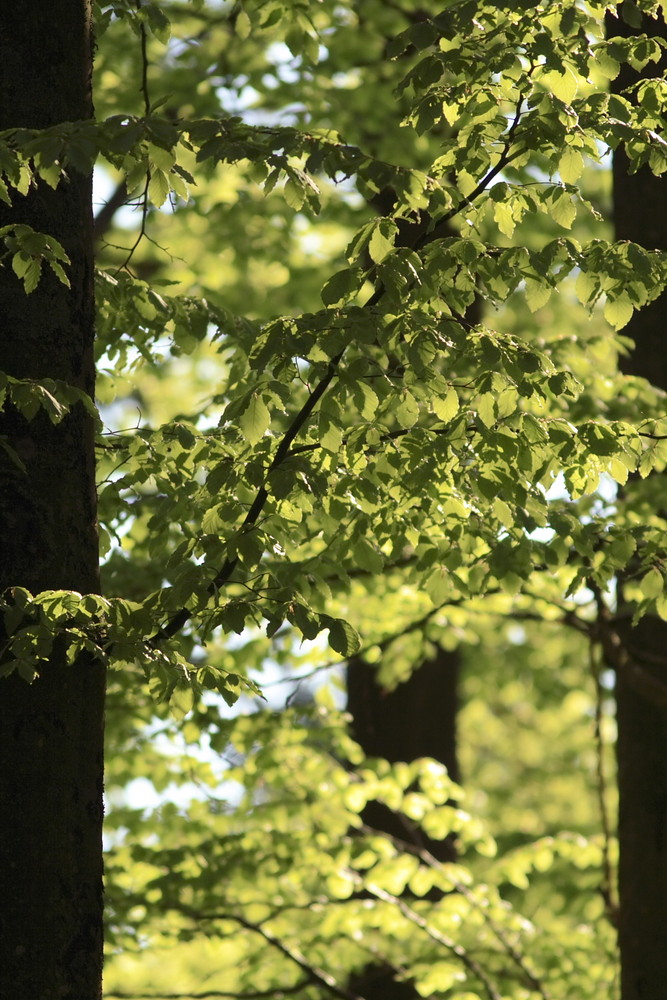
(94, 166, 138, 231)
(529, 470, 618, 546)
(110, 626, 345, 821)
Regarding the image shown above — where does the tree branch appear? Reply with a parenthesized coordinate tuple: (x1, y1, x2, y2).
(104, 985, 310, 1000)
(94, 179, 130, 241)
(155, 81, 528, 642)
(184, 913, 367, 1000)
(354, 875, 502, 1000)
(360, 824, 552, 1000)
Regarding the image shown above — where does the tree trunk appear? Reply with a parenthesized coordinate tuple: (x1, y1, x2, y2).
(0, 4, 104, 998)
(608, 6, 667, 998)
(346, 647, 461, 1000)
(347, 647, 461, 861)
(345, 162, 474, 987)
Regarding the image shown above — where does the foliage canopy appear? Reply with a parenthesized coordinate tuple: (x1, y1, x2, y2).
(2, 1, 667, 998)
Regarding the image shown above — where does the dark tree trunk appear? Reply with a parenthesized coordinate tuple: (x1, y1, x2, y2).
(608, 7, 667, 999)
(345, 164, 475, 989)
(0, 4, 104, 998)
(346, 648, 461, 1000)
(347, 647, 461, 861)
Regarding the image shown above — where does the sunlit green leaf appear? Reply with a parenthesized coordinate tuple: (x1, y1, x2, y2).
(240, 394, 270, 444)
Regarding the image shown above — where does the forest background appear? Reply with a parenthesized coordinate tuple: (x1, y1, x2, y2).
(1, 2, 667, 999)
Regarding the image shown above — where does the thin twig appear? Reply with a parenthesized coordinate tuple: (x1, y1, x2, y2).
(94, 179, 130, 240)
(154, 80, 529, 642)
(156, 347, 344, 640)
(358, 877, 502, 1000)
(113, 1, 151, 274)
(267, 596, 590, 697)
(418, 87, 528, 245)
(113, 168, 151, 276)
(208, 914, 367, 1000)
(589, 639, 619, 926)
(105, 986, 309, 1000)
(361, 824, 551, 1000)
(137, 0, 151, 116)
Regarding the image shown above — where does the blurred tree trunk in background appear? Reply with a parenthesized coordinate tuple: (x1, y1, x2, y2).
(608, 6, 667, 999)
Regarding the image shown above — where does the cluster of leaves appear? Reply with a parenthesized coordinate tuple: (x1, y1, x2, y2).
(0, 224, 71, 293)
(104, 704, 616, 1000)
(0, 585, 254, 706)
(3, 0, 667, 997)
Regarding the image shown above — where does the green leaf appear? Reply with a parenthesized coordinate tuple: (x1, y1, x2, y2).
(395, 389, 419, 428)
(319, 415, 343, 453)
(604, 295, 633, 330)
(640, 567, 664, 600)
(12, 252, 41, 293)
(290, 602, 322, 641)
(559, 147, 584, 184)
(524, 278, 551, 312)
(368, 219, 398, 264)
(326, 617, 361, 656)
(283, 177, 306, 210)
(354, 381, 379, 420)
(595, 47, 620, 80)
(144, 2, 171, 44)
(148, 142, 176, 172)
(550, 189, 576, 229)
(432, 387, 459, 422)
(425, 567, 450, 605)
(620, 0, 643, 28)
(493, 497, 514, 529)
(575, 270, 598, 306)
(476, 392, 496, 429)
(414, 962, 465, 996)
(541, 67, 578, 104)
(202, 505, 226, 534)
(352, 537, 384, 574)
(48, 259, 70, 288)
(494, 201, 515, 238)
(236, 7, 252, 39)
(35, 383, 67, 423)
(321, 267, 363, 307)
(148, 167, 170, 208)
(240, 394, 271, 444)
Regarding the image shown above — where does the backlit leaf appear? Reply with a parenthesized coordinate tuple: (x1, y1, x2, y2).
(240, 394, 270, 444)
(604, 295, 634, 329)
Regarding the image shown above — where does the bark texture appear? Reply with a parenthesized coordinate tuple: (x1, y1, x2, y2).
(608, 7, 667, 999)
(0, 4, 104, 998)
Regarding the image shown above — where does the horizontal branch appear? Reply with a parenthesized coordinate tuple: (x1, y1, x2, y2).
(104, 984, 309, 1000)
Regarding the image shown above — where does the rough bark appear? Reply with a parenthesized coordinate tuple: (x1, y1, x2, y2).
(0, 4, 105, 999)
(608, 6, 667, 999)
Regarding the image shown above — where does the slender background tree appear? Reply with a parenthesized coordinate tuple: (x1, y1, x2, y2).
(608, 6, 667, 997)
